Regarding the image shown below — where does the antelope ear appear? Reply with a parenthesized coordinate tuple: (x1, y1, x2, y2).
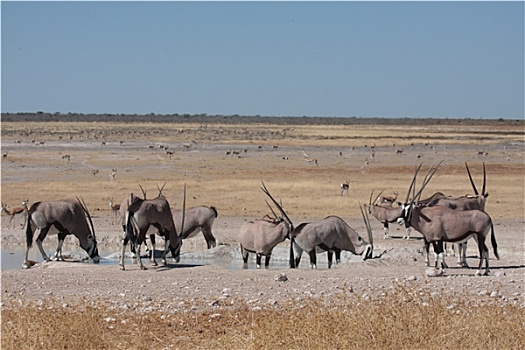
(397, 201, 402, 206)
(484, 192, 489, 198)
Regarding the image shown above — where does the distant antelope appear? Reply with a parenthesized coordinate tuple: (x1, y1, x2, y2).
(101, 141, 106, 146)
(377, 190, 398, 206)
(302, 149, 309, 159)
(396, 149, 404, 156)
(1, 199, 29, 228)
(340, 181, 350, 196)
(109, 169, 116, 181)
(305, 157, 318, 166)
(3, 152, 7, 159)
(108, 197, 121, 225)
(166, 150, 174, 159)
(61, 154, 71, 162)
(91, 169, 99, 176)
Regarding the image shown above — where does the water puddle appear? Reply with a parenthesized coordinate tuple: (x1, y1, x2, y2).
(1, 247, 292, 270)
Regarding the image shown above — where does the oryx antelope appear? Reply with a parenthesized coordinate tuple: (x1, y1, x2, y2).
(109, 169, 116, 181)
(172, 206, 218, 249)
(239, 183, 294, 269)
(366, 190, 410, 239)
(290, 204, 374, 269)
(1, 199, 29, 228)
(425, 162, 489, 267)
(396, 163, 499, 276)
(121, 185, 185, 270)
(24, 198, 100, 268)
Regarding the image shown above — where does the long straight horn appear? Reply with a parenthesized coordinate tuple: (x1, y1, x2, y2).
(369, 190, 374, 206)
(405, 163, 423, 204)
(180, 183, 186, 238)
(374, 189, 385, 205)
(76, 197, 96, 240)
(465, 162, 479, 195)
(413, 161, 442, 204)
(260, 181, 293, 229)
(139, 184, 147, 199)
(482, 162, 486, 196)
(157, 182, 167, 197)
(264, 200, 279, 220)
(359, 201, 373, 246)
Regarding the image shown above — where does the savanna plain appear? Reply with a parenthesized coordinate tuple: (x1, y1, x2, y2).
(1, 115, 524, 349)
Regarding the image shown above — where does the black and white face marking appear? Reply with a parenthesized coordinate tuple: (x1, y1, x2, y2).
(397, 202, 411, 225)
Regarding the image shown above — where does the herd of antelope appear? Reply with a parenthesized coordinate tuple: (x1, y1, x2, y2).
(4, 161, 499, 276)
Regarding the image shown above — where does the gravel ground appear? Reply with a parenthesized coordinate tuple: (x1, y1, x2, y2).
(1, 216, 524, 312)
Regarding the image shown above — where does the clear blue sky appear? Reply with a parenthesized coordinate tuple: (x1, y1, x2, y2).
(2, 1, 523, 119)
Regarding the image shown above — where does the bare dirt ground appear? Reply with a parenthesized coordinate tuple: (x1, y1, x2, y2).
(1, 117, 524, 312)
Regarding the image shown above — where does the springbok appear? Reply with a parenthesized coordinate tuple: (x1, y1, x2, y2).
(121, 185, 185, 270)
(239, 183, 294, 269)
(108, 197, 121, 225)
(172, 206, 218, 249)
(24, 198, 100, 268)
(377, 190, 398, 206)
(396, 163, 499, 276)
(366, 190, 410, 239)
(340, 181, 350, 196)
(305, 157, 319, 166)
(1, 199, 29, 228)
(290, 204, 374, 269)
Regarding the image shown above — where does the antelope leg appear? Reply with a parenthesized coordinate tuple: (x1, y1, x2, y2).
(308, 250, 317, 269)
(264, 253, 271, 269)
(327, 251, 333, 269)
(35, 227, 51, 262)
(150, 234, 157, 266)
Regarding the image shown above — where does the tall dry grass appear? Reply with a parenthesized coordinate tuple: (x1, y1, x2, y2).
(2, 287, 523, 350)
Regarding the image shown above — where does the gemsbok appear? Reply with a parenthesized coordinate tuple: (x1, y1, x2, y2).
(121, 185, 185, 270)
(290, 204, 374, 269)
(1, 199, 29, 228)
(172, 206, 218, 249)
(366, 190, 410, 239)
(425, 162, 489, 267)
(396, 163, 499, 276)
(24, 198, 100, 268)
(239, 182, 294, 269)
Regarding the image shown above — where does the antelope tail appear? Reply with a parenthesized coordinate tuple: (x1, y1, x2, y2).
(490, 222, 500, 260)
(25, 213, 33, 248)
(126, 210, 137, 249)
(289, 236, 296, 269)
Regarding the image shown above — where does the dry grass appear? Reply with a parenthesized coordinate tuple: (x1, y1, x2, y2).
(1, 121, 524, 220)
(2, 286, 523, 350)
